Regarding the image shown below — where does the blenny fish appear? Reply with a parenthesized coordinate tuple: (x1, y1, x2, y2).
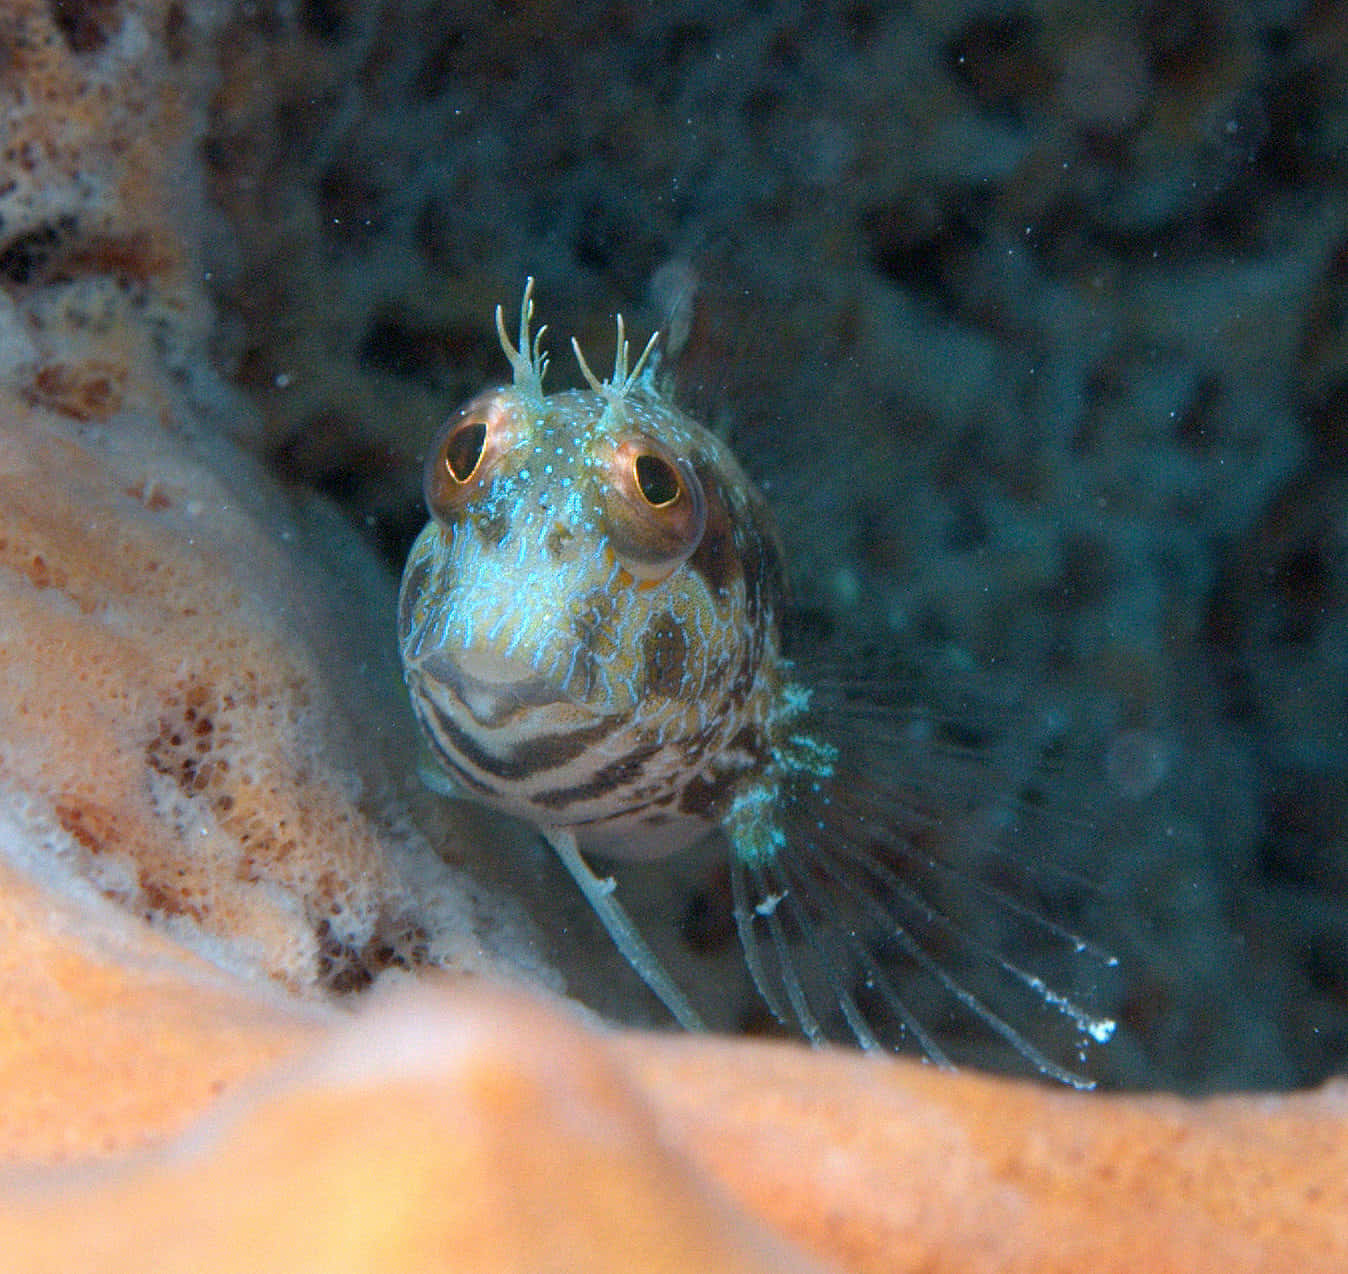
(399, 280, 1117, 1086)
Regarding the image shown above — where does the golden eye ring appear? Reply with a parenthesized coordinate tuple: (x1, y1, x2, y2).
(601, 436, 707, 576)
(443, 418, 487, 483)
(632, 451, 682, 507)
(424, 392, 514, 521)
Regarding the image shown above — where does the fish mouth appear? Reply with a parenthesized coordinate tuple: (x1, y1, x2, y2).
(413, 647, 580, 725)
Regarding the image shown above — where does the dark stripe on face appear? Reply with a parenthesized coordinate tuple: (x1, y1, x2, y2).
(682, 456, 785, 676)
(416, 693, 617, 782)
(683, 460, 740, 598)
(532, 739, 664, 809)
(412, 717, 496, 797)
(562, 788, 687, 829)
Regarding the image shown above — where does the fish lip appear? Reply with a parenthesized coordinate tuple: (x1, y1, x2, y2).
(453, 645, 544, 688)
(413, 647, 578, 722)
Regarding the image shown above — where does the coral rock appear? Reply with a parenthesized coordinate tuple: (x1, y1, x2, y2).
(621, 1033, 1348, 1274)
(0, 840, 319, 1163)
(1, 907, 1347, 1274)
(0, 951, 826, 1274)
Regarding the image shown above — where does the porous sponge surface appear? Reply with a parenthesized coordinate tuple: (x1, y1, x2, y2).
(0, 403, 439, 990)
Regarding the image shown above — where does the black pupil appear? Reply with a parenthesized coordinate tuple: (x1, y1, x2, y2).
(635, 453, 680, 506)
(445, 421, 487, 482)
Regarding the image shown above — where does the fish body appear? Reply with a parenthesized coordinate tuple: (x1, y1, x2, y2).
(399, 282, 1116, 1084)
(399, 292, 795, 859)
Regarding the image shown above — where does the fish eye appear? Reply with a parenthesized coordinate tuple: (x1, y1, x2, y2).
(602, 436, 707, 577)
(444, 420, 487, 483)
(633, 452, 681, 507)
(424, 393, 514, 522)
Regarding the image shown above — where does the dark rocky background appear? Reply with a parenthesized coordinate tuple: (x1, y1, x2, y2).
(199, 0, 1348, 1091)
